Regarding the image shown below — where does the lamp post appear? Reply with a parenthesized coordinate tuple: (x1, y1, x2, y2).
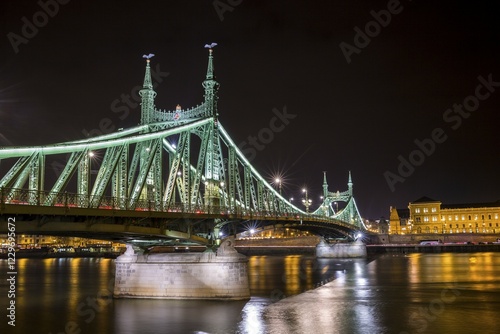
(302, 188, 312, 213)
(274, 178, 282, 196)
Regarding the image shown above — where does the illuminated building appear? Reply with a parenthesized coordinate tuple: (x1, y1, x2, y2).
(407, 197, 500, 234)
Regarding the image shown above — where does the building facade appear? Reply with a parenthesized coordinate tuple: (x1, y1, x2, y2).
(408, 197, 500, 234)
(389, 207, 410, 234)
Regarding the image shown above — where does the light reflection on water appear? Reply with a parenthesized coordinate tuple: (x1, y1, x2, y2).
(1, 253, 500, 333)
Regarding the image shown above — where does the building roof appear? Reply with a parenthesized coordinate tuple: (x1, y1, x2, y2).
(396, 208, 410, 219)
(442, 200, 500, 209)
(410, 196, 441, 204)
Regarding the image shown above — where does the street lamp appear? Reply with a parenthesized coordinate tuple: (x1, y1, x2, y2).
(302, 188, 312, 213)
(274, 178, 282, 196)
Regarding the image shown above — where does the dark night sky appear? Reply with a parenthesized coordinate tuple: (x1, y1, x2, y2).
(1, 0, 499, 219)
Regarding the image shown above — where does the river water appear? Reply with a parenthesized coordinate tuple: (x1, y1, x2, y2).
(1, 253, 500, 333)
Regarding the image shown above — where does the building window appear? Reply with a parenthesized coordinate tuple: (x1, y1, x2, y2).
(431, 207, 437, 213)
(415, 208, 421, 213)
(423, 208, 429, 213)
(416, 217, 421, 223)
(468, 215, 472, 220)
(488, 214, 492, 220)
(424, 216, 429, 222)
(455, 215, 459, 221)
(481, 215, 485, 220)
(432, 216, 438, 222)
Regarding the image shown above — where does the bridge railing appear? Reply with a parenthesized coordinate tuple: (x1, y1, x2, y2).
(0, 187, 357, 227)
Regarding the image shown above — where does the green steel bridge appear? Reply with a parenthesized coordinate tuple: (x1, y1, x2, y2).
(0, 47, 365, 246)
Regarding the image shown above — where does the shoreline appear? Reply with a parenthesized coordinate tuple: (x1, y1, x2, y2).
(0, 251, 121, 259)
(4, 244, 500, 258)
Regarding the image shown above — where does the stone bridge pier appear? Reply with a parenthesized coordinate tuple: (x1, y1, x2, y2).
(316, 239, 367, 258)
(113, 238, 250, 300)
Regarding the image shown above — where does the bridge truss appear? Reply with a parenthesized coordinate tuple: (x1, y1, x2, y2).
(0, 47, 366, 244)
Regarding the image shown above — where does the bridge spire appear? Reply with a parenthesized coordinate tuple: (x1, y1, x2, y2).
(139, 53, 157, 126)
(322, 171, 328, 199)
(348, 171, 353, 196)
(202, 43, 219, 118)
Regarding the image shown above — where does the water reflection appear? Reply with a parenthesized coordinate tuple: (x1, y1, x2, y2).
(264, 253, 500, 334)
(3, 253, 500, 333)
(247, 255, 351, 299)
(113, 299, 247, 334)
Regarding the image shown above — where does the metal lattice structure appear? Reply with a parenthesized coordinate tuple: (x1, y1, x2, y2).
(0, 47, 365, 242)
(313, 171, 366, 229)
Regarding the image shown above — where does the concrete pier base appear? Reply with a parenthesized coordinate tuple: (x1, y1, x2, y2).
(113, 239, 250, 300)
(316, 239, 367, 258)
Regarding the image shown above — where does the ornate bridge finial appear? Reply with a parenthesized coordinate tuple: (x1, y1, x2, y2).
(204, 42, 218, 50)
(142, 53, 155, 62)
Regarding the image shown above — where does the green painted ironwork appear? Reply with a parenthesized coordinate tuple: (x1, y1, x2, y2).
(0, 46, 365, 237)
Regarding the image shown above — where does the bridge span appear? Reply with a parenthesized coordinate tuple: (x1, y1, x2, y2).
(0, 46, 366, 247)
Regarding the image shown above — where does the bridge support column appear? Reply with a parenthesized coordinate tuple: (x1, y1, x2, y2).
(113, 239, 250, 300)
(316, 239, 367, 258)
(213, 225, 221, 245)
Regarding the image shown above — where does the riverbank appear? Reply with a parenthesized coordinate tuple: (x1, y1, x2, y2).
(3, 234, 500, 258)
(0, 250, 120, 259)
(367, 243, 500, 254)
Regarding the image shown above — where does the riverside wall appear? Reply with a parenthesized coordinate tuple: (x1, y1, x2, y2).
(368, 233, 500, 245)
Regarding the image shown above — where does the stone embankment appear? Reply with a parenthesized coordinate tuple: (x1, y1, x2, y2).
(234, 236, 320, 255)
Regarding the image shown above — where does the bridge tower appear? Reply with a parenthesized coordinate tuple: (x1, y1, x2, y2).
(314, 171, 366, 230)
(202, 46, 224, 208)
(139, 56, 157, 126)
(139, 55, 159, 203)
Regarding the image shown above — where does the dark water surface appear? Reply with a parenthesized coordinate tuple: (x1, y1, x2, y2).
(1, 253, 500, 333)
